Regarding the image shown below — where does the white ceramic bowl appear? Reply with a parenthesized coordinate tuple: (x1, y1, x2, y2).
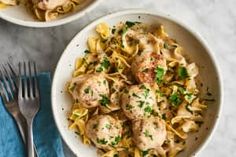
(52, 10, 222, 157)
(0, 0, 101, 27)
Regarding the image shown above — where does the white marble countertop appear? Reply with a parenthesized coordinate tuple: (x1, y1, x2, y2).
(0, 0, 235, 156)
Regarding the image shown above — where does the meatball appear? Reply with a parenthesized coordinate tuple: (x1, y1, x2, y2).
(132, 117, 166, 150)
(121, 84, 157, 120)
(85, 115, 122, 150)
(76, 74, 109, 108)
(131, 52, 167, 83)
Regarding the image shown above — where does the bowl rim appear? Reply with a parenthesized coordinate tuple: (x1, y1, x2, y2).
(0, 0, 102, 28)
(51, 9, 223, 156)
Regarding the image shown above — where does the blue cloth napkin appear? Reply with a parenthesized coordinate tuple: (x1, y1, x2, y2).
(0, 72, 65, 157)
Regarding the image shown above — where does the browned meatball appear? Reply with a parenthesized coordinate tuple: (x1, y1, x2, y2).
(132, 117, 167, 150)
(131, 52, 167, 84)
(85, 115, 122, 150)
(76, 74, 109, 108)
(121, 83, 157, 120)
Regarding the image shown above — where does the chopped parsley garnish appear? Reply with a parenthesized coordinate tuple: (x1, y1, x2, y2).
(101, 57, 110, 69)
(144, 130, 153, 140)
(185, 93, 194, 103)
(97, 138, 108, 144)
(125, 21, 141, 28)
(143, 88, 150, 99)
(156, 90, 164, 97)
(138, 101, 145, 108)
(142, 150, 149, 156)
(178, 67, 188, 80)
(111, 136, 121, 146)
(162, 113, 167, 120)
(96, 57, 110, 72)
(132, 93, 141, 98)
(155, 66, 165, 83)
(169, 92, 182, 106)
(125, 104, 133, 110)
(111, 28, 116, 34)
(105, 124, 111, 129)
(96, 66, 103, 72)
(164, 43, 169, 49)
(178, 86, 186, 94)
(84, 49, 90, 53)
(99, 95, 110, 107)
(144, 106, 152, 113)
(84, 87, 90, 94)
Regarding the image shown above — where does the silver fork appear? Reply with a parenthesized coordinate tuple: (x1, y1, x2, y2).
(18, 61, 40, 157)
(0, 63, 27, 143)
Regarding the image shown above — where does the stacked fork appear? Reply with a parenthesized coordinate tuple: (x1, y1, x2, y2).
(0, 62, 40, 157)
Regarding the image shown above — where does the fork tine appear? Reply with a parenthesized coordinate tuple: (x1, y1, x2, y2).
(28, 62, 34, 98)
(33, 62, 39, 97)
(0, 65, 13, 100)
(23, 62, 28, 98)
(7, 62, 17, 78)
(18, 62, 23, 98)
(0, 81, 9, 102)
(2, 64, 16, 92)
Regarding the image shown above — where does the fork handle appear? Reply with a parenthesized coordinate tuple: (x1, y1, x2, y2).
(26, 119, 35, 157)
(15, 114, 38, 157)
(14, 113, 27, 143)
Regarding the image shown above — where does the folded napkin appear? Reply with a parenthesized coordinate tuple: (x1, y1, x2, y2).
(0, 72, 65, 157)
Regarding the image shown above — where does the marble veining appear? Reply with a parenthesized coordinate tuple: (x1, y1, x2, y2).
(0, 0, 236, 156)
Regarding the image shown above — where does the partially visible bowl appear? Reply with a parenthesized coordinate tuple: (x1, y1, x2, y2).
(51, 9, 222, 157)
(0, 0, 101, 27)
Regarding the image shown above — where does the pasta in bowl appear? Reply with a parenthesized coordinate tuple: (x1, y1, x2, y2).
(52, 10, 222, 157)
(0, 0, 100, 27)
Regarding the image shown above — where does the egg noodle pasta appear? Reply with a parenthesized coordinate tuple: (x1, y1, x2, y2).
(67, 21, 207, 157)
(0, 0, 85, 21)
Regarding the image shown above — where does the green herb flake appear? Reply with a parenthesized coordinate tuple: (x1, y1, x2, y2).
(142, 150, 149, 156)
(111, 135, 121, 146)
(84, 49, 90, 54)
(144, 130, 153, 140)
(144, 106, 152, 113)
(105, 124, 111, 129)
(97, 138, 108, 144)
(156, 90, 164, 97)
(138, 101, 145, 108)
(132, 93, 141, 98)
(162, 113, 167, 120)
(169, 92, 182, 107)
(113, 154, 119, 157)
(185, 93, 194, 103)
(155, 66, 165, 83)
(99, 95, 110, 107)
(143, 88, 150, 99)
(84, 87, 90, 94)
(125, 21, 141, 28)
(125, 104, 133, 110)
(164, 43, 169, 49)
(101, 57, 110, 69)
(178, 67, 188, 80)
(96, 66, 103, 72)
(178, 86, 186, 94)
(111, 28, 116, 34)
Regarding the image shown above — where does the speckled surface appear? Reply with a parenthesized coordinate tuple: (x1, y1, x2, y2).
(0, 0, 235, 156)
